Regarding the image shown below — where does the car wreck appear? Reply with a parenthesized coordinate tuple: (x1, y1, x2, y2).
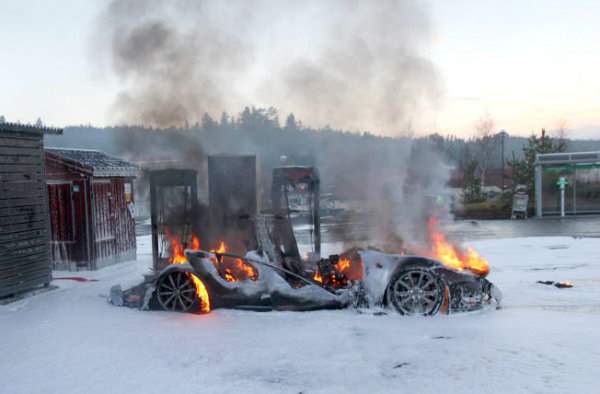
(110, 164, 501, 316)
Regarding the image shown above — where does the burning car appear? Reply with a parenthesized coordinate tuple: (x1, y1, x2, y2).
(111, 165, 501, 316)
(145, 244, 500, 316)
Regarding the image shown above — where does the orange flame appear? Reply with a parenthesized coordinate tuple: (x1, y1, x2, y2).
(166, 229, 188, 264)
(335, 257, 364, 281)
(210, 241, 258, 282)
(313, 271, 323, 283)
(212, 241, 226, 254)
(191, 235, 201, 251)
(427, 218, 489, 277)
(312, 256, 364, 288)
(164, 231, 210, 313)
(186, 273, 210, 313)
(335, 258, 350, 272)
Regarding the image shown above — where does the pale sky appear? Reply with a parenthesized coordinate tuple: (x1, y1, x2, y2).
(1, 0, 600, 138)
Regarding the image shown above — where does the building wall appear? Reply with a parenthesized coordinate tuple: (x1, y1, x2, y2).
(45, 159, 90, 269)
(47, 178, 90, 269)
(45, 157, 136, 270)
(90, 178, 136, 269)
(0, 129, 51, 297)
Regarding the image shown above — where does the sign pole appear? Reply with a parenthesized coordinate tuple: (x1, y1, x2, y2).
(557, 176, 568, 217)
(560, 186, 565, 217)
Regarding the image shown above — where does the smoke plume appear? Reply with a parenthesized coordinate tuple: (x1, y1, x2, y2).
(93, 0, 450, 250)
(94, 0, 439, 135)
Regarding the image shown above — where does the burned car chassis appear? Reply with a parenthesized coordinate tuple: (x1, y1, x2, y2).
(127, 248, 500, 316)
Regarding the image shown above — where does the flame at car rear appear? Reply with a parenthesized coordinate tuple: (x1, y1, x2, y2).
(427, 218, 490, 277)
(165, 231, 258, 284)
(165, 230, 211, 313)
(166, 229, 188, 264)
(186, 274, 211, 313)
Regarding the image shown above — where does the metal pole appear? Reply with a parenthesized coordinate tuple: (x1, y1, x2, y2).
(573, 168, 577, 215)
(150, 173, 159, 271)
(535, 163, 543, 217)
(313, 178, 321, 257)
(560, 186, 565, 217)
(558, 176, 566, 217)
(500, 130, 506, 190)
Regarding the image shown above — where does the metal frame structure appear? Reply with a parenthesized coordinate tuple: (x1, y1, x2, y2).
(207, 155, 258, 254)
(149, 169, 198, 270)
(535, 151, 600, 217)
(270, 166, 320, 274)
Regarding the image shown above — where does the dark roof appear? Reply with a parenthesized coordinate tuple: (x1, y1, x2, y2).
(0, 122, 62, 135)
(46, 148, 138, 178)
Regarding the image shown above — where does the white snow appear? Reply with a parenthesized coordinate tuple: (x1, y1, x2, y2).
(2, 235, 600, 394)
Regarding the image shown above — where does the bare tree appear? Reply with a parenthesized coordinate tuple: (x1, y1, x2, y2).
(474, 114, 497, 187)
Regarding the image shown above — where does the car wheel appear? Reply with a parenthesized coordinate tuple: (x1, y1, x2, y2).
(386, 268, 444, 316)
(156, 270, 197, 312)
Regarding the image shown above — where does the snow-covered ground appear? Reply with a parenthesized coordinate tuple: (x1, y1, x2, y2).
(2, 235, 600, 394)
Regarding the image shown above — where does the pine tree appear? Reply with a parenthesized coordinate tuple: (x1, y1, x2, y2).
(220, 112, 230, 128)
(201, 113, 217, 130)
(285, 113, 297, 131)
(508, 128, 567, 198)
(463, 160, 483, 203)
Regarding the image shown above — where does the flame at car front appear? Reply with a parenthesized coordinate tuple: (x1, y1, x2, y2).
(427, 218, 490, 277)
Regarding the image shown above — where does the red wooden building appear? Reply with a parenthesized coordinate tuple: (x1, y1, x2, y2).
(45, 148, 138, 270)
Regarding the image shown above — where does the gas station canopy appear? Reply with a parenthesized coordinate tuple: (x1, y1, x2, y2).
(535, 151, 600, 217)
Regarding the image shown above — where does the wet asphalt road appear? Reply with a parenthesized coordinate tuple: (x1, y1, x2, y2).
(309, 215, 600, 245)
(136, 215, 600, 243)
(440, 216, 600, 240)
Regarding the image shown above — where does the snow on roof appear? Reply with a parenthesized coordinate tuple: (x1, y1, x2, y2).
(45, 148, 138, 178)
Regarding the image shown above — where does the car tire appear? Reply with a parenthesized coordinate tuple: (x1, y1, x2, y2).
(155, 270, 198, 312)
(386, 268, 445, 316)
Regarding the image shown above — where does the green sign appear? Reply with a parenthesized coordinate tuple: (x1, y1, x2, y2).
(556, 177, 569, 188)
